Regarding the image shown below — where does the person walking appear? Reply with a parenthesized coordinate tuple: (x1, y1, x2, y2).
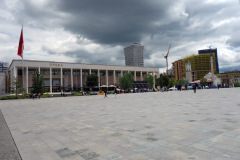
(114, 88, 117, 98)
(38, 93, 41, 99)
(185, 84, 187, 91)
(193, 84, 196, 93)
(104, 89, 108, 98)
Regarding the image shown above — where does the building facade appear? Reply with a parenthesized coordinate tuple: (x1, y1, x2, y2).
(0, 61, 9, 72)
(0, 72, 6, 94)
(8, 60, 159, 93)
(216, 71, 240, 86)
(124, 43, 144, 66)
(172, 59, 183, 80)
(198, 48, 219, 73)
(182, 53, 217, 80)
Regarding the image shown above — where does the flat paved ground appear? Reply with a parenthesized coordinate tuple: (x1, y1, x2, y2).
(1, 88, 240, 160)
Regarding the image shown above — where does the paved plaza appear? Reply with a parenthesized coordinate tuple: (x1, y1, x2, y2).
(1, 88, 240, 160)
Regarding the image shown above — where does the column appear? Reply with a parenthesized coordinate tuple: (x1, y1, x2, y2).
(153, 72, 155, 89)
(121, 70, 123, 77)
(114, 70, 116, 85)
(98, 69, 100, 87)
(50, 68, 52, 93)
(147, 71, 148, 74)
(71, 68, 73, 91)
(61, 68, 63, 92)
(76, 70, 77, 89)
(13, 66, 17, 78)
(26, 67, 28, 93)
(80, 68, 82, 91)
(141, 71, 143, 81)
(106, 70, 108, 86)
(38, 67, 40, 74)
(134, 71, 136, 81)
(89, 69, 91, 74)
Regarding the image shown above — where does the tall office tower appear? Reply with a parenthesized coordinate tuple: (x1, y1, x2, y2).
(124, 43, 144, 66)
(198, 48, 219, 73)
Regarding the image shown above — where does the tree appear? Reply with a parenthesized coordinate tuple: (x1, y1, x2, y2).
(168, 78, 176, 88)
(86, 74, 99, 91)
(161, 75, 169, 87)
(156, 77, 163, 88)
(10, 76, 25, 97)
(200, 78, 207, 86)
(119, 72, 134, 90)
(144, 74, 153, 89)
(178, 79, 188, 85)
(32, 71, 44, 94)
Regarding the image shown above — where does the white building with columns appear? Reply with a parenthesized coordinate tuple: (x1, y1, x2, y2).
(8, 60, 159, 93)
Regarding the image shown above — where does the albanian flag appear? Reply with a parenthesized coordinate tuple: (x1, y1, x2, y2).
(17, 27, 24, 58)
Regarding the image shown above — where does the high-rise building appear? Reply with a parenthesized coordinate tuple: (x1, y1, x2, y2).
(172, 59, 183, 80)
(198, 48, 219, 73)
(182, 53, 217, 80)
(124, 43, 144, 66)
(0, 61, 9, 72)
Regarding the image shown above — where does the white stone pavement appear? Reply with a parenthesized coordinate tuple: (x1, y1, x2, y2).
(1, 88, 240, 160)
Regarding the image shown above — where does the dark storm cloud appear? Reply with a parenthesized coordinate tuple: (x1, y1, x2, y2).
(55, 0, 173, 45)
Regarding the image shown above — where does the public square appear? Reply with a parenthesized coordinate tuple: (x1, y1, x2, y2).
(1, 88, 240, 160)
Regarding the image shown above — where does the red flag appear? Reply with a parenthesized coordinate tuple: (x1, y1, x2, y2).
(17, 27, 24, 58)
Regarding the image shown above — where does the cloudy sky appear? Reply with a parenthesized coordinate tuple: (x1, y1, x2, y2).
(1, 0, 240, 72)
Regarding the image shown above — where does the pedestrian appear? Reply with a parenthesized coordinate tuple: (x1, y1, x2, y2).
(114, 88, 117, 98)
(217, 83, 220, 89)
(185, 84, 187, 91)
(104, 89, 108, 98)
(193, 84, 196, 93)
(38, 93, 41, 99)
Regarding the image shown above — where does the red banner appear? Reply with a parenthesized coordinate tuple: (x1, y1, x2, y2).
(17, 27, 24, 58)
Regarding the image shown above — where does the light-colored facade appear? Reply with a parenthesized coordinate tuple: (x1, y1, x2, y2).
(8, 60, 159, 93)
(0, 72, 6, 94)
(124, 43, 144, 66)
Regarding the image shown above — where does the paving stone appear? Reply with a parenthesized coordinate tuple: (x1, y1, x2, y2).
(1, 89, 240, 159)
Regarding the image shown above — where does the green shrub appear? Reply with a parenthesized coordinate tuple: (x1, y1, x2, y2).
(99, 91, 104, 93)
(233, 82, 240, 87)
(0, 96, 7, 100)
(72, 92, 83, 96)
(41, 94, 51, 98)
(7, 95, 18, 99)
(24, 94, 30, 99)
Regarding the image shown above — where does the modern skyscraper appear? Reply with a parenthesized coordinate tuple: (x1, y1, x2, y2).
(124, 43, 144, 66)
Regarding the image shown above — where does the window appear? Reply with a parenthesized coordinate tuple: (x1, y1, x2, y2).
(116, 72, 121, 76)
(53, 80, 60, 86)
(43, 80, 50, 86)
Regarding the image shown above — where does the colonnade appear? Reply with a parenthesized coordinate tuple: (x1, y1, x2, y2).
(13, 67, 156, 93)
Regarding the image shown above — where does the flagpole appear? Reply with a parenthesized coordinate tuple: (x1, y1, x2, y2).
(22, 54, 24, 94)
(22, 25, 24, 94)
